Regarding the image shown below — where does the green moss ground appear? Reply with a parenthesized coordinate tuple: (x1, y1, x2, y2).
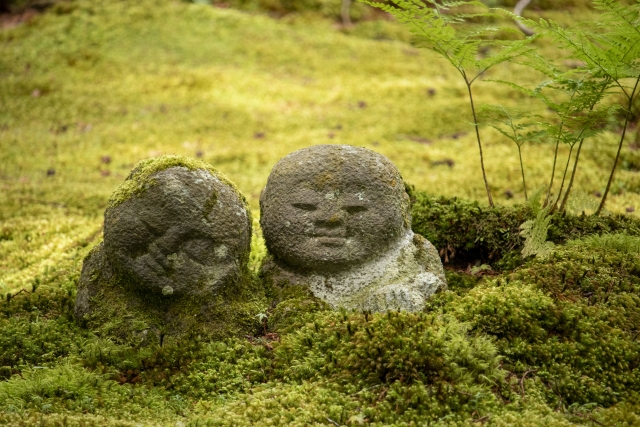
(2, 232, 640, 425)
(1, 0, 640, 425)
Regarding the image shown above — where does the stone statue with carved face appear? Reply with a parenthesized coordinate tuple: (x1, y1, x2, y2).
(260, 145, 446, 312)
(103, 165, 250, 298)
(75, 156, 259, 345)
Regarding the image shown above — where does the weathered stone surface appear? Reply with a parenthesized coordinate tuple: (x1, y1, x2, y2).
(75, 156, 262, 344)
(260, 145, 446, 312)
(104, 163, 250, 297)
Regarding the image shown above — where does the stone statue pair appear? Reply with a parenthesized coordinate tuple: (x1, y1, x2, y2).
(75, 145, 446, 343)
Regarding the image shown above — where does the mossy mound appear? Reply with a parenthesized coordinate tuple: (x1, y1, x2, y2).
(264, 283, 330, 333)
(410, 189, 640, 270)
(3, 251, 640, 425)
(425, 238, 640, 410)
(76, 243, 267, 346)
(409, 189, 531, 270)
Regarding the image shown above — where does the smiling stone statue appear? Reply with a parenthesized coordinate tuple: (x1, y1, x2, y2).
(260, 145, 446, 312)
(75, 156, 259, 344)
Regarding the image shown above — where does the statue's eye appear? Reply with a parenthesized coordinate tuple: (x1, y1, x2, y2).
(140, 219, 163, 238)
(292, 203, 317, 211)
(181, 238, 215, 264)
(344, 205, 367, 214)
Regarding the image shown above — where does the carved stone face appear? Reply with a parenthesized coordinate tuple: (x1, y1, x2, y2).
(260, 145, 411, 273)
(104, 167, 251, 296)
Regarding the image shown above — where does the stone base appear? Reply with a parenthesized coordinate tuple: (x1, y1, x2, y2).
(75, 243, 265, 346)
(261, 231, 446, 312)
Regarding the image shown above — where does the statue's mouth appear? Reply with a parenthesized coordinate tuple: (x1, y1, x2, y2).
(313, 236, 347, 246)
(144, 254, 167, 275)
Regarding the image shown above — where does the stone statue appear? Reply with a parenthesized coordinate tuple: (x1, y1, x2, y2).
(75, 156, 261, 344)
(103, 163, 250, 298)
(260, 145, 446, 312)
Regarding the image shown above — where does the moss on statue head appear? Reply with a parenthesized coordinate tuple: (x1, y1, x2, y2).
(107, 155, 250, 220)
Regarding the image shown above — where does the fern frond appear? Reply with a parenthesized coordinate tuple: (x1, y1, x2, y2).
(363, 0, 535, 81)
(485, 79, 537, 98)
(592, 0, 640, 36)
(527, 187, 546, 216)
(520, 188, 554, 259)
(525, 4, 640, 97)
(475, 37, 537, 76)
(481, 105, 545, 151)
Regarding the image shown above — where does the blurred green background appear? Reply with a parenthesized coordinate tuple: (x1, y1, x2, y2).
(1, 0, 638, 293)
(2, 2, 640, 426)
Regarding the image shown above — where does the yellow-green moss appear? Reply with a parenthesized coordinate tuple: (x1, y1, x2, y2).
(4, 223, 640, 424)
(107, 155, 249, 219)
(2, 0, 640, 424)
(429, 241, 640, 407)
(77, 246, 268, 346)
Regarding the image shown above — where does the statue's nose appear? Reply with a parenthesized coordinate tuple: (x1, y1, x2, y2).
(315, 203, 344, 227)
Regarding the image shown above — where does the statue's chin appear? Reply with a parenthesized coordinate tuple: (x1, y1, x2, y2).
(273, 234, 407, 275)
(280, 250, 382, 274)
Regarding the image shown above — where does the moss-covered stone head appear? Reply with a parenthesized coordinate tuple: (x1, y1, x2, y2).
(103, 156, 251, 297)
(260, 145, 411, 273)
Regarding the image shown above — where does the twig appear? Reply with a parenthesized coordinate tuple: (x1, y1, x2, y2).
(513, 0, 534, 36)
(465, 78, 494, 208)
(587, 415, 605, 426)
(571, 411, 606, 426)
(473, 415, 491, 424)
(376, 387, 388, 403)
(350, 384, 381, 396)
(520, 369, 538, 397)
(597, 75, 640, 214)
(326, 417, 341, 427)
(341, 0, 352, 27)
(7, 288, 32, 303)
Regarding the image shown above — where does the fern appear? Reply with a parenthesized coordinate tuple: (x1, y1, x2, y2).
(491, 53, 614, 211)
(520, 188, 554, 259)
(360, 0, 536, 207)
(479, 105, 545, 200)
(521, 1, 640, 214)
(361, 0, 638, 215)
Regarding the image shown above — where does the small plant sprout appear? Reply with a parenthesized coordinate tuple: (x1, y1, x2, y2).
(360, 0, 536, 208)
(520, 187, 554, 259)
(256, 312, 268, 334)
